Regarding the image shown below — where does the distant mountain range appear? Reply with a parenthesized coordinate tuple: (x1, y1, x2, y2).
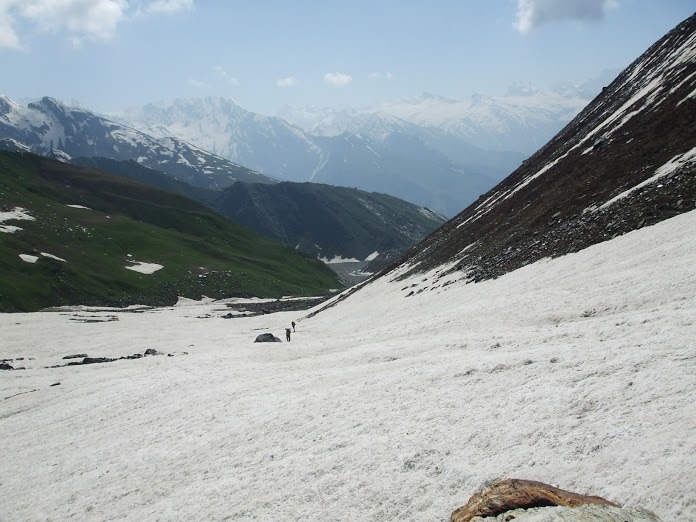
(0, 96, 275, 189)
(1, 72, 610, 217)
(278, 81, 606, 154)
(118, 74, 613, 216)
(119, 98, 517, 216)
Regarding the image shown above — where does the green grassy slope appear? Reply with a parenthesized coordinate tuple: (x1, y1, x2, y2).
(0, 151, 341, 312)
(70, 156, 219, 207)
(215, 181, 446, 261)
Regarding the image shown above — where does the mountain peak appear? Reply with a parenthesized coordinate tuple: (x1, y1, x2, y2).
(420, 92, 457, 103)
(504, 83, 543, 97)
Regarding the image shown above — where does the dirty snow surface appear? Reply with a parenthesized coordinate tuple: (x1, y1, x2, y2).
(2, 211, 695, 521)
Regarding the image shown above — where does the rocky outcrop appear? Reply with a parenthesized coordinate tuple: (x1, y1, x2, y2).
(451, 479, 619, 522)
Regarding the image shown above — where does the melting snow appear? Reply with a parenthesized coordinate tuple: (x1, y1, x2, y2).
(41, 253, 67, 262)
(0, 207, 35, 233)
(320, 255, 361, 264)
(66, 204, 90, 210)
(18, 254, 38, 263)
(1, 210, 694, 520)
(597, 146, 696, 210)
(125, 261, 164, 274)
(365, 251, 379, 261)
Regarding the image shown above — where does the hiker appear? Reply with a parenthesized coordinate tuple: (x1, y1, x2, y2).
(285, 328, 291, 341)
(291, 321, 296, 332)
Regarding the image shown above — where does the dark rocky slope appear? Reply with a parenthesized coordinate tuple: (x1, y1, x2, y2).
(385, 13, 695, 283)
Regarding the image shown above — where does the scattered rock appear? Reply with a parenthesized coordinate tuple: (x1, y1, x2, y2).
(225, 297, 327, 318)
(451, 479, 619, 522)
(254, 333, 282, 343)
(80, 357, 114, 365)
(62, 353, 88, 359)
(1, 362, 15, 370)
(144, 348, 160, 356)
(50, 382, 61, 386)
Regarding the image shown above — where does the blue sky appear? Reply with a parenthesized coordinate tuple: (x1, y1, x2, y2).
(1, 1, 694, 115)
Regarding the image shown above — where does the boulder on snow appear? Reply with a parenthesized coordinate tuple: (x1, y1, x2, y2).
(144, 348, 161, 356)
(451, 479, 620, 522)
(254, 333, 282, 343)
(1, 362, 14, 370)
(62, 353, 88, 359)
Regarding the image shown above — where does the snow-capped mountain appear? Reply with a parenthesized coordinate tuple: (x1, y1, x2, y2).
(118, 73, 613, 216)
(121, 98, 523, 216)
(278, 83, 596, 156)
(122, 97, 324, 184)
(375, 12, 695, 286)
(0, 96, 275, 189)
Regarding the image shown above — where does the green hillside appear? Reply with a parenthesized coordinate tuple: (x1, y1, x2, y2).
(215, 181, 445, 262)
(0, 151, 341, 312)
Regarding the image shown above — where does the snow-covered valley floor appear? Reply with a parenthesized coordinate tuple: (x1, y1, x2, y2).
(2, 211, 695, 521)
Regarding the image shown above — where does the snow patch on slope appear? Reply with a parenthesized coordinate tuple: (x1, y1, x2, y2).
(0, 207, 35, 233)
(18, 254, 38, 263)
(125, 261, 164, 274)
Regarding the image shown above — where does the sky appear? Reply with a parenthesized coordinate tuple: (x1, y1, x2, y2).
(0, 0, 694, 115)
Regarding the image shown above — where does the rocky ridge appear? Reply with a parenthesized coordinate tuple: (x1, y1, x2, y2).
(385, 13, 696, 285)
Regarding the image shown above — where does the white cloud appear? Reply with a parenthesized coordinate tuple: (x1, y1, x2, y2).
(515, 0, 618, 34)
(276, 76, 297, 88)
(0, 0, 195, 50)
(17, 0, 128, 42)
(145, 0, 193, 14)
(324, 72, 352, 87)
(212, 65, 239, 86)
(368, 71, 393, 80)
(0, 5, 21, 49)
(188, 78, 205, 88)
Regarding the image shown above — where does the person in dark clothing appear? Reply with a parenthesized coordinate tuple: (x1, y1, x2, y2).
(291, 321, 296, 332)
(285, 328, 291, 341)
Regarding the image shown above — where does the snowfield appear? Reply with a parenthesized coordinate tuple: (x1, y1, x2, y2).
(1, 211, 695, 521)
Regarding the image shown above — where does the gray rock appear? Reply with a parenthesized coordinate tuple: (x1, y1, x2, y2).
(254, 333, 282, 343)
